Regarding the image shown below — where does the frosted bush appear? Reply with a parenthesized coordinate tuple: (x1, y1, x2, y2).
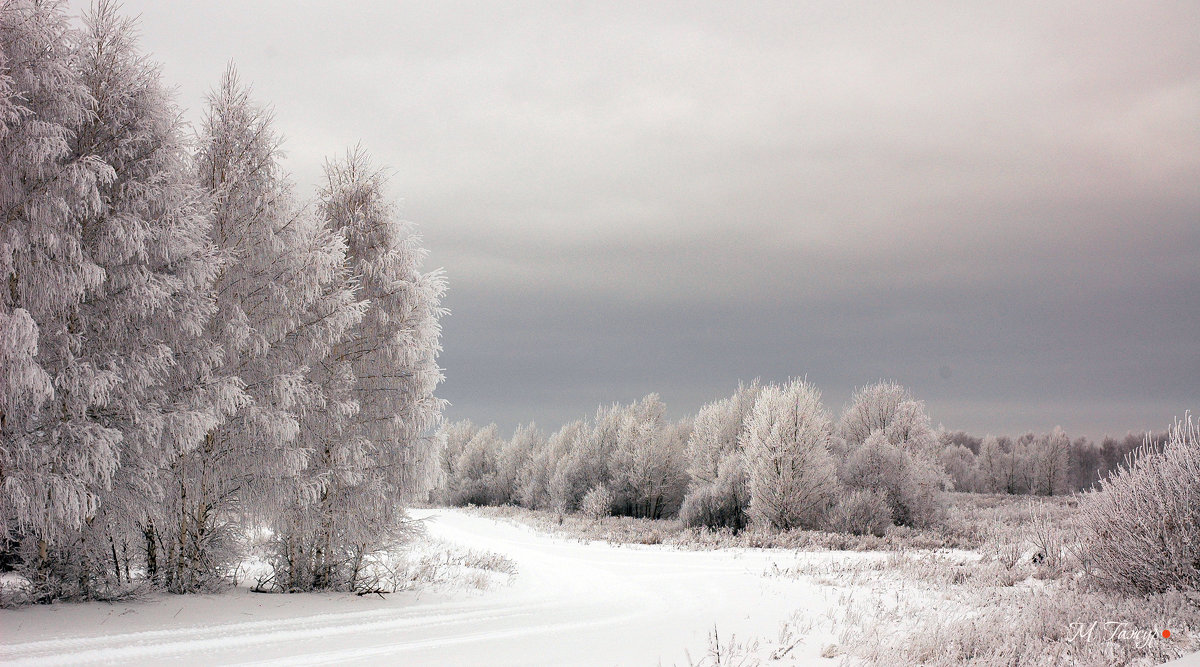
(580, 484, 614, 520)
(840, 430, 947, 528)
(1079, 415, 1200, 594)
(825, 489, 892, 537)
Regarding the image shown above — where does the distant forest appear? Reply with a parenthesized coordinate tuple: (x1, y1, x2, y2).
(937, 429, 1168, 495)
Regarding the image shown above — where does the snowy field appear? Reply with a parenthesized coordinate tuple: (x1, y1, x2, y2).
(1, 508, 900, 666)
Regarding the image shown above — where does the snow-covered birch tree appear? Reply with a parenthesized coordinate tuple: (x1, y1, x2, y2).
(838, 381, 939, 455)
(495, 423, 544, 505)
(1, 0, 125, 597)
(265, 148, 445, 590)
(58, 2, 231, 594)
(549, 403, 621, 513)
(317, 148, 446, 499)
(835, 382, 949, 526)
(521, 420, 584, 510)
(1029, 427, 1071, 496)
(1, 2, 235, 598)
(164, 66, 364, 593)
(685, 380, 760, 485)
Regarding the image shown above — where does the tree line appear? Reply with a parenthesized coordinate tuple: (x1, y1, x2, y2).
(0, 1, 445, 600)
(937, 429, 1168, 496)
(437, 379, 1169, 536)
(438, 380, 953, 536)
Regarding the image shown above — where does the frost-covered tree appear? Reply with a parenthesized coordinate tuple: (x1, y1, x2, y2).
(522, 420, 584, 510)
(834, 382, 948, 526)
(841, 430, 946, 527)
(58, 3, 233, 595)
(837, 381, 939, 456)
(686, 380, 760, 484)
(681, 381, 760, 530)
(939, 443, 977, 492)
(550, 403, 621, 513)
(975, 435, 1031, 494)
(1014, 433, 1038, 492)
(1029, 427, 1071, 496)
(317, 149, 446, 498)
(1, 2, 448, 598)
(255, 219, 367, 592)
(609, 396, 688, 519)
(837, 382, 909, 451)
(742, 380, 837, 530)
(495, 423, 543, 505)
(438, 419, 477, 497)
(268, 148, 446, 591)
(1, 0, 114, 578)
(680, 451, 750, 531)
(450, 424, 503, 506)
(1, 2, 235, 598)
(162, 67, 364, 592)
(440, 422, 518, 507)
(975, 436, 1006, 493)
(840, 431, 904, 518)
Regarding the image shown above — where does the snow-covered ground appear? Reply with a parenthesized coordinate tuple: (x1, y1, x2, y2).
(0, 508, 869, 665)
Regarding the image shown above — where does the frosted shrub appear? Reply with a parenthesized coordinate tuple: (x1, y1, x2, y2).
(1079, 416, 1200, 594)
(825, 489, 892, 537)
(840, 431, 947, 528)
(580, 485, 614, 520)
(1026, 504, 1065, 574)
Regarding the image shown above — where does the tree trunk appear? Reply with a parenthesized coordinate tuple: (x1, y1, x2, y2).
(144, 522, 158, 583)
(110, 535, 122, 583)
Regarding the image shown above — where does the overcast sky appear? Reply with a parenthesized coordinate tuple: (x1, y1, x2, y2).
(76, 1, 1199, 439)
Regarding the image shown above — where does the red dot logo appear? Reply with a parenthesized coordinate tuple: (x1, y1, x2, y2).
(1162, 629, 1171, 639)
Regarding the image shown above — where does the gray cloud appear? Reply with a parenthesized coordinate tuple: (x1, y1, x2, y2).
(81, 0, 1200, 438)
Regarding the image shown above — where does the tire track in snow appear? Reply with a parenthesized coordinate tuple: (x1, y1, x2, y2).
(239, 605, 653, 667)
(0, 602, 549, 665)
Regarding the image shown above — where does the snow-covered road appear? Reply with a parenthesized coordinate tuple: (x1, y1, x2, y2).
(1, 508, 841, 665)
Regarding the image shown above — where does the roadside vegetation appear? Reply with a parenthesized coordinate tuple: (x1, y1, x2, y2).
(462, 493, 1074, 553)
